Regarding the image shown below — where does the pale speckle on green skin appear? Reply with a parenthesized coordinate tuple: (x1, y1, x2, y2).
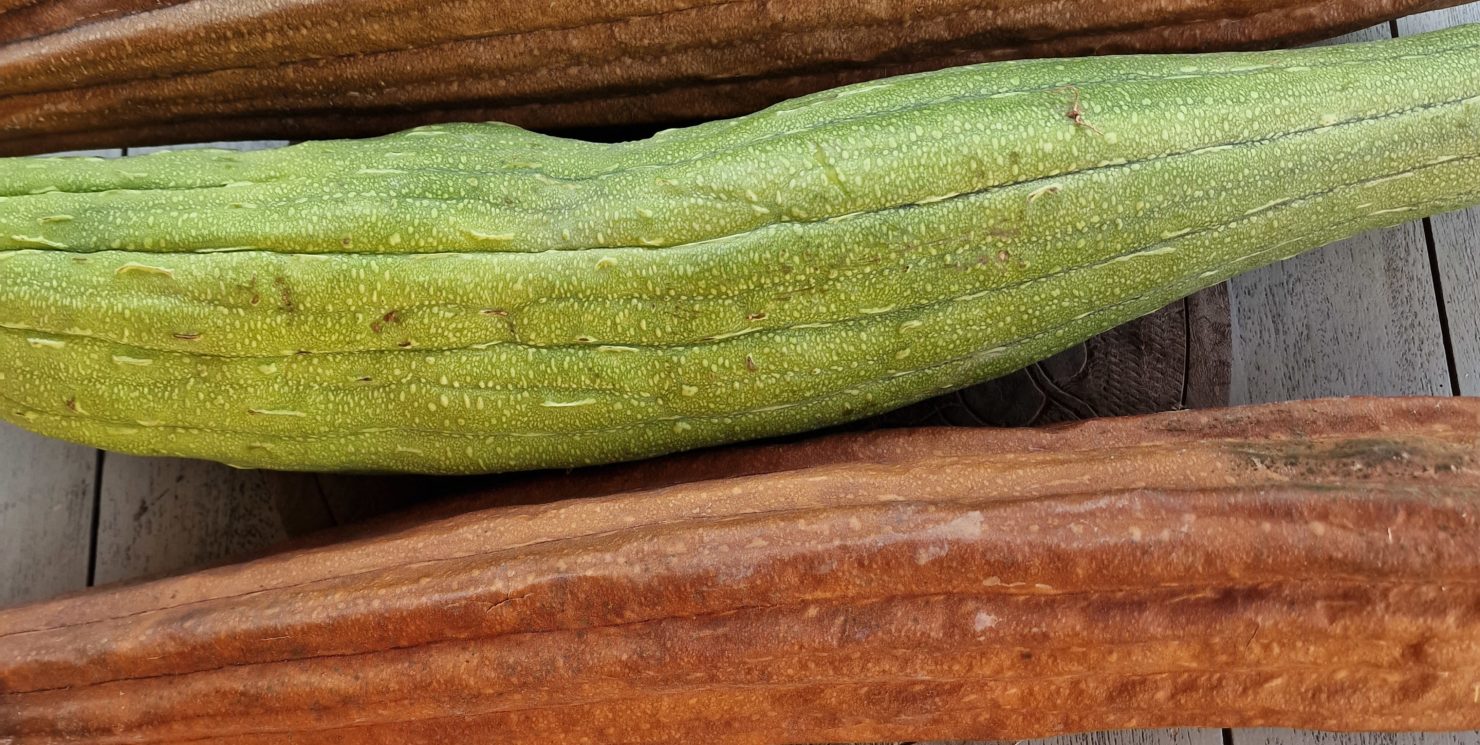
(2, 26, 1480, 474)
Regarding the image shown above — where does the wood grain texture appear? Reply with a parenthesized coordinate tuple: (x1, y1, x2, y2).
(93, 455, 306, 585)
(3, 397, 1479, 744)
(923, 729, 1224, 745)
(1227, 220, 1449, 403)
(1232, 730, 1480, 745)
(1227, 24, 1450, 405)
(1426, 204, 1480, 394)
(0, 428, 94, 607)
(87, 140, 321, 586)
(0, 148, 116, 609)
(0, 0, 1469, 154)
(1398, 3, 1480, 395)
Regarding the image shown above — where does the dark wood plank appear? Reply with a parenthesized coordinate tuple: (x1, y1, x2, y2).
(1398, 4, 1480, 394)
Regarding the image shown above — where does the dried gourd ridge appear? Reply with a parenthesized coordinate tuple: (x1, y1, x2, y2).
(0, 0, 1470, 156)
(1, 26, 1480, 474)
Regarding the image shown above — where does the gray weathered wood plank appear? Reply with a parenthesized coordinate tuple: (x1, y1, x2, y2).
(1398, 4, 1480, 394)
(89, 141, 329, 586)
(1232, 731, 1480, 745)
(1228, 219, 1449, 402)
(0, 428, 97, 606)
(92, 456, 324, 585)
(0, 148, 119, 608)
(1228, 23, 1451, 405)
(922, 728, 1225, 745)
(1426, 203, 1480, 393)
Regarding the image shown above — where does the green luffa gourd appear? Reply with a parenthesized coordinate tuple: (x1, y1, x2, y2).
(2, 26, 1480, 474)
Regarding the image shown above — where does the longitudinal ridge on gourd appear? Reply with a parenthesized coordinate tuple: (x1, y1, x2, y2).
(1, 25, 1479, 474)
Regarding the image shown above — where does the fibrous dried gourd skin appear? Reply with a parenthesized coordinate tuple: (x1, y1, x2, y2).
(1, 26, 1480, 473)
(0, 0, 1469, 154)
(1, 398, 1478, 744)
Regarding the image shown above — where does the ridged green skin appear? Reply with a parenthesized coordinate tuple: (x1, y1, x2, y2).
(2, 28, 1480, 474)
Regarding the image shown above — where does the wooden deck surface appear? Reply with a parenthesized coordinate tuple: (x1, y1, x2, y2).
(2, 11, 1479, 745)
